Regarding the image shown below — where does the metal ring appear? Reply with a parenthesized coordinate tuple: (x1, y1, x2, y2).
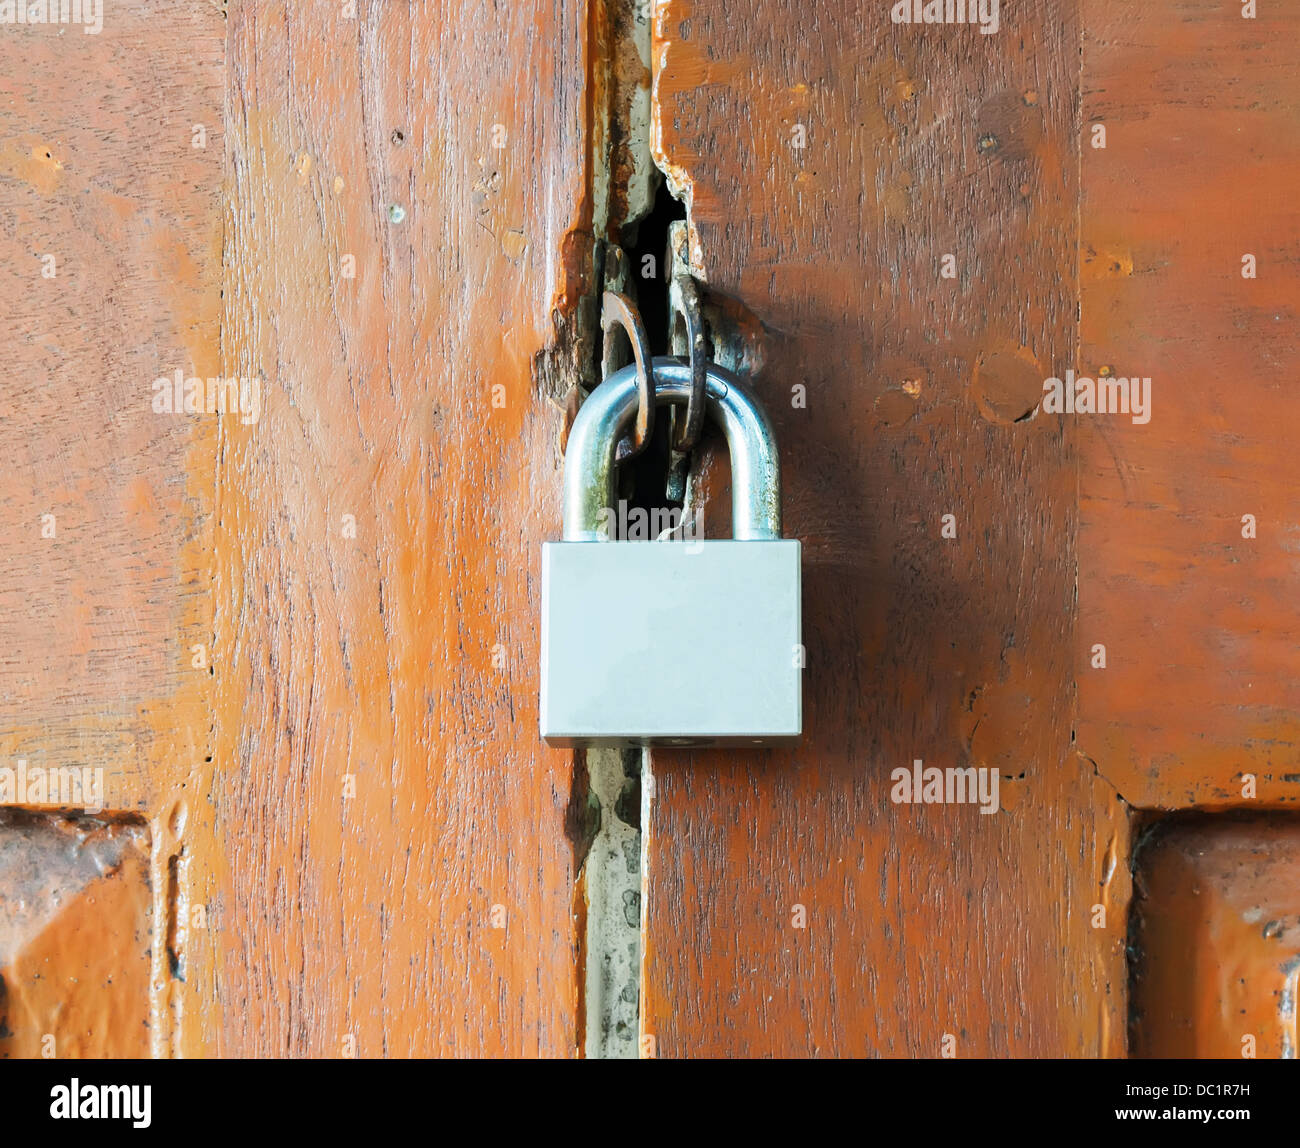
(667, 276, 707, 453)
(563, 358, 782, 542)
(600, 290, 653, 458)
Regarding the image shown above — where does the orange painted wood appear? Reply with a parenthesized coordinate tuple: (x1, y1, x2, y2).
(2, 1, 592, 1059)
(642, 0, 1129, 1057)
(201, 1, 592, 1057)
(4, 0, 1295, 1063)
(0, 0, 225, 1059)
(1076, 0, 1300, 810)
(0, 0, 222, 816)
(0, 813, 153, 1060)
(1131, 816, 1300, 1059)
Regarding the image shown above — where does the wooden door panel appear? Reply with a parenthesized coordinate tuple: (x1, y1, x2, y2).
(0, 0, 224, 1059)
(0, 812, 153, 1060)
(2, 0, 1295, 1064)
(2, 0, 592, 1059)
(0, 0, 223, 820)
(205, 0, 590, 1057)
(1077, 0, 1300, 809)
(1131, 816, 1300, 1059)
(641, 0, 1131, 1058)
(642, 0, 1300, 1058)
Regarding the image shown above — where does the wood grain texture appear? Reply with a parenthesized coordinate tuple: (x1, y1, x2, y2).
(1076, 0, 1300, 810)
(202, 0, 592, 1057)
(1130, 816, 1300, 1059)
(0, 0, 222, 816)
(0, 0, 224, 1058)
(642, 0, 1130, 1057)
(2, 0, 593, 1059)
(5, 0, 1293, 1063)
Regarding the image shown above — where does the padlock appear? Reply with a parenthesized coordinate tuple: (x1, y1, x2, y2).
(540, 357, 802, 746)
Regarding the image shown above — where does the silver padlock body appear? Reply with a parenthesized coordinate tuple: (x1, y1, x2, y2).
(540, 539, 802, 746)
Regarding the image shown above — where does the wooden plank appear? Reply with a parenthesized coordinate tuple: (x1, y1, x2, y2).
(1077, 0, 1300, 808)
(1, 0, 593, 1059)
(1131, 816, 1300, 1059)
(0, 0, 225, 1059)
(0, 0, 223, 817)
(642, 0, 1129, 1057)
(203, 0, 593, 1057)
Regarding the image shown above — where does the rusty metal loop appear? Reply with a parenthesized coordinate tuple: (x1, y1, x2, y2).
(600, 290, 654, 459)
(667, 275, 708, 454)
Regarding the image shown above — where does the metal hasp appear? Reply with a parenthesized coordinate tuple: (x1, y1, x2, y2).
(541, 358, 802, 747)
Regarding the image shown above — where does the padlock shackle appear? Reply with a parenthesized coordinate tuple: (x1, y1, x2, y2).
(563, 357, 782, 542)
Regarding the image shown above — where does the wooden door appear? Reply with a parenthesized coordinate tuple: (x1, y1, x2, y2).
(2, 0, 588, 1059)
(640, 0, 1300, 1060)
(2, 0, 1298, 1064)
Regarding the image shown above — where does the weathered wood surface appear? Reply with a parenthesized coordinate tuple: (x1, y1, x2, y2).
(0, 0, 224, 1059)
(1077, 0, 1300, 809)
(0, 1, 222, 821)
(0, 812, 153, 1059)
(1131, 816, 1300, 1059)
(643, 0, 1300, 1058)
(1, 0, 593, 1058)
(643, 0, 1130, 1057)
(206, 0, 590, 1057)
(2, 0, 1296, 1061)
